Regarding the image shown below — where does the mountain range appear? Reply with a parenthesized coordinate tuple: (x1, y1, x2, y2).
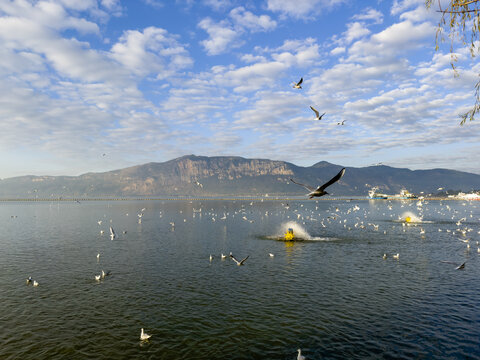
(0, 155, 479, 198)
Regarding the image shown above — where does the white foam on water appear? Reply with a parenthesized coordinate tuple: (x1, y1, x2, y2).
(278, 221, 337, 241)
(280, 221, 311, 239)
(400, 211, 423, 223)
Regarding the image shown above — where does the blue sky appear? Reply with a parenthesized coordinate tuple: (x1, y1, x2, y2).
(1, 0, 479, 178)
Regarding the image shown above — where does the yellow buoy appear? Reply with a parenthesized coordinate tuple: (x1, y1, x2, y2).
(405, 216, 411, 223)
(284, 228, 294, 241)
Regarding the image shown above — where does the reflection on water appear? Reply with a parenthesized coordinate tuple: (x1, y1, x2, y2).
(0, 199, 479, 359)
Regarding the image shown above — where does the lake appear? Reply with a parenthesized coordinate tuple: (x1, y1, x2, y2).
(0, 199, 479, 359)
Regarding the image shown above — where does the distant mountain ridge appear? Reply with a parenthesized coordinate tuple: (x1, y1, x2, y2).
(0, 155, 478, 198)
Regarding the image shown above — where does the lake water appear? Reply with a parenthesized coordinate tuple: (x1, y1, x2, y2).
(0, 199, 479, 359)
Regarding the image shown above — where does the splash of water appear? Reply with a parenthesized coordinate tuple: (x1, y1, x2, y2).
(279, 221, 312, 240)
(400, 211, 422, 223)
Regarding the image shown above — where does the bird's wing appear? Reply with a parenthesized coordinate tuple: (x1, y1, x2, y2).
(319, 168, 346, 191)
(290, 179, 315, 192)
(456, 262, 466, 270)
(297, 77, 303, 85)
(319, 112, 326, 119)
(229, 254, 240, 265)
(310, 106, 319, 117)
(239, 255, 249, 265)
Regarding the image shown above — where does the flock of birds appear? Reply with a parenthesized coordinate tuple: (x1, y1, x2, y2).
(292, 77, 345, 126)
(22, 193, 479, 357)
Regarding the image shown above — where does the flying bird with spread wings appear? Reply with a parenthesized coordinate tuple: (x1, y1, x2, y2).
(229, 253, 249, 266)
(290, 168, 346, 199)
(292, 77, 303, 89)
(310, 106, 325, 120)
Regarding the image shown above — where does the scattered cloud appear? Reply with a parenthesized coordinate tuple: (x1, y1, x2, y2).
(110, 27, 193, 78)
(352, 8, 384, 24)
(198, 6, 276, 55)
(266, 0, 346, 19)
(0, 0, 478, 177)
(198, 17, 240, 55)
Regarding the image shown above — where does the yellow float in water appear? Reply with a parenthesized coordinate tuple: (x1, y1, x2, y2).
(284, 228, 295, 241)
(405, 216, 412, 223)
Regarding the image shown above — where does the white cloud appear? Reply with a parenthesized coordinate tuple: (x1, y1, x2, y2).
(391, 0, 424, 15)
(344, 22, 370, 44)
(266, 0, 345, 18)
(198, 7, 276, 55)
(330, 46, 345, 55)
(198, 17, 240, 55)
(346, 20, 435, 65)
(229, 6, 276, 32)
(218, 61, 288, 92)
(202, 0, 233, 11)
(110, 26, 193, 78)
(352, 8, 384, 24)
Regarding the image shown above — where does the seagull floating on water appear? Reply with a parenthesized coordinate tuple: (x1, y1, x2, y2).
(393, 253, 399, 260)
(297, 348, 306, 360)
(26, 276, 33, 284)
(33, 280, 39, 287)
(290, 168, 345, 199)
(310, 106, 325, 120)
(140, 328, 151, 341)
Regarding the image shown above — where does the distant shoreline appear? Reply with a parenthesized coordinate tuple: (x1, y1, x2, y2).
(0, 197, 465, 202)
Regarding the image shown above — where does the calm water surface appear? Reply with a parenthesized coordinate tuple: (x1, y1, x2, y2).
(0, 199, 479, 359)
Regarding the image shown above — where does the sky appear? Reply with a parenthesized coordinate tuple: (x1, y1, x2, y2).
(1, 0, 480, 178)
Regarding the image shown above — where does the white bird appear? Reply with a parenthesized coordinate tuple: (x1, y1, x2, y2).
(140, 328, 151, 341)
(393, 253, 399, 260)
(221, 253, 226, 260)
(33, 280, 39, 287)
(310, 106, 325, 120)
(269, 253, 275, 257)
(109, 226, 116, 240)
(101, 270, 106, 279)
(209, 254, 213, 262)
(297, 348, 306, 360)
(97, 253, 100, 261)
(95, 274, 101, 281)
(26, 276, 33, 284)
(230, 253, 249, 266)
(383, 253, 387, 260)
(292, 77, 303, 89)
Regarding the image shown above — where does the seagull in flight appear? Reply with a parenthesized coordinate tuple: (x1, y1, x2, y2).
(109, 226, 116, 240)
(310, 106, 325, 120)
(230, 253, 249, 266)
(337, 120, 346, 125)
(290, 168, 346, 199)
(292, 77, 303, 89)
